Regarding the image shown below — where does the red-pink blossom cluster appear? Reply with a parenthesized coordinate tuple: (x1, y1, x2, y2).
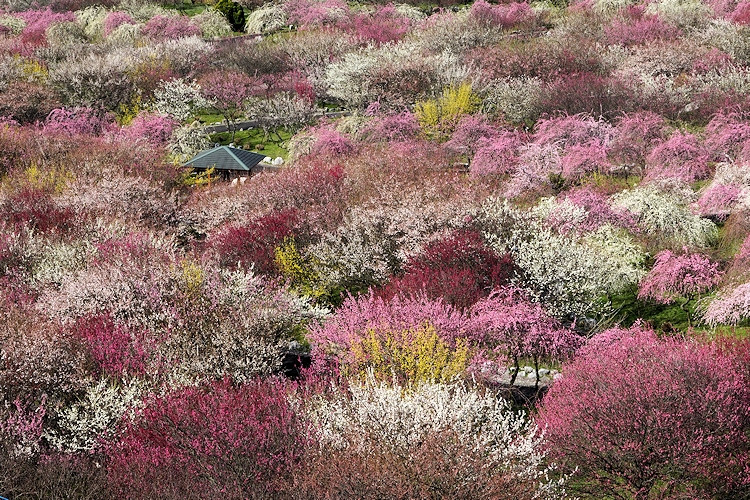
(107, 378, 307, 498)
(538, 326, 750, 499)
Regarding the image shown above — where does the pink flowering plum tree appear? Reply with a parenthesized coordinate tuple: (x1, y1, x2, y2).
(609, 111, 668, 174)
(140, 15, 201, 42)
(122, 113, 178, 146)
(308, 125, 356, 159)
(705, 111, 750, 161)
(444, 114, 500, 159)
(470, 286, 582, 387)
(645, 131, 711, 183)
(638, 249, 722, 325)
(703, 282, 750, 326)
(696, 182, 742, 220)
(16, 9, 74, 46)
(43, 107, 115, 136)
(469, 131, 524, 176)
(361, 111, 421, 144)
(343, 4, 412, 45)
(309, 292, 469, 369)
(102, 11, 135, 37)
(469, 0, 534, 29)
(201, 71, 257, 142)
(537, 326, 750, 499)
(283, 0, 350, 28)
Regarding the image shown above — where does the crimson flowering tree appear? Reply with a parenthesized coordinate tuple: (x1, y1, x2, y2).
(469, 286, 582, 387)
(537, 326, 750, 499)
(210, 208, 300, 274)
(1, 187, 75, 234)
(106, 378, 308, 498)
(731, 1, 750, 23)
(379, 229, 515, 310)
(72, 314, 157, 379)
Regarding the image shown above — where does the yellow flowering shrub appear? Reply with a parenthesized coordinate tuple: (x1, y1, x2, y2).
(347, 323, 471, 384)
(415, 83, 478, 139)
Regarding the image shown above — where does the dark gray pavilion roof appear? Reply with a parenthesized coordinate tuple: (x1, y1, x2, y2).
(182, 146, 266, 171)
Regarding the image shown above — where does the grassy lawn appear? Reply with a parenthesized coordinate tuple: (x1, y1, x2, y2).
(197, 113, 226, 125)
(164, 1, 207, 16)
(208, 127, 293, 160)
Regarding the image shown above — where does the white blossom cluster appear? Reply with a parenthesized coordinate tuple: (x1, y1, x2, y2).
(480, 77, 544, 124)
(323, 42, 469, 109)
(74, 5, 108, 40)
(310, 190, 471, 289)
(193, 8, 233, 39)
(168, 122, 212, 163)
(152, 78, 208, 122)
(0, 14, 25, 35)
(612, 185, 718, 248)
(413, 10, 505, 55)
(244, 2, 288, 34)
(697, 20, 750, 64)
(481, 198, 646, 318)
(44, 379, 143, 453)
(308, 376, 566, 499)
(644, 0, 712, 27)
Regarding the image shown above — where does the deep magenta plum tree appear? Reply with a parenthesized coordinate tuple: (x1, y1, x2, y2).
(106, 378, 308, 498)
(379, 229, 514, 310)
(537, 326, 750, 499)
(210, 208, 300, 274)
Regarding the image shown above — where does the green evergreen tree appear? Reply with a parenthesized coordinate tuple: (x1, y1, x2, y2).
(215, 0, 245, 32)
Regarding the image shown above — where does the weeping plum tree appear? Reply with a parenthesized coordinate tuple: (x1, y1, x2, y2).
(201, 71, 256, 143)
(638, 249, 722, 325)
(469, 286, 582, 387)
